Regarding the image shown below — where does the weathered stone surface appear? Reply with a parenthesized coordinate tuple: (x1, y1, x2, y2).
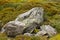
(24, 33, 33, 36)
(15, 7, 44, 33)
(40, 25, 57, 37)
(15, 7, 44, 23)
(35, 30, 47, 36)
(1, 21, 25, 37)
(1, 7, 44, 37)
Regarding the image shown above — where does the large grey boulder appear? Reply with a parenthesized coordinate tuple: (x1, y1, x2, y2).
(15, 7, 44, 33)
(15, 7, 44, 23)
(1, 7, 44, 37)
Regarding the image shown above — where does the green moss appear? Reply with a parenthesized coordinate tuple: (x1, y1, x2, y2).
(15, 35, 31, 40)
(49, 34, 60, 40)
(15, 35, 47, 40)
(0, 33, 7, 40)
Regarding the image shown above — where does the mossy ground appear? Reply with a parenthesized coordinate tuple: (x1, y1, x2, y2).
(0, 0, 60, 40)
(49, 34, 60, 40)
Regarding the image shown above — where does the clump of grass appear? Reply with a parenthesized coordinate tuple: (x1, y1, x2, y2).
(49, 34, 60, 40)
(0, 33, 7, 40)
(15, 35, 47, 40)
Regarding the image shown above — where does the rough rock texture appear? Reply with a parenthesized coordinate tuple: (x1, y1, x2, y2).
(24, 33, 33, 36)
(35, 25, 57, 37)
(40, 25, 57, 37)
(15, 7, 44, 29)
(1, 7, 44, 37)
(1, 21, 25, 37)
(15, 7, 44, 33)
(35, 30, 47, 36)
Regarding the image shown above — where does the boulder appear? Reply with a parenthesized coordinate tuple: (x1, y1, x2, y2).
(15, 7, 44, 23)
(1, 7, 44, 37)
(15, 7, 44, 33)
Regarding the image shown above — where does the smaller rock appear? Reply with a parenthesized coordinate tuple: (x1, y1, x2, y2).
(35, 30, 47, 36)
(24, 33, 33, 36)
(40, 25, 57, 37)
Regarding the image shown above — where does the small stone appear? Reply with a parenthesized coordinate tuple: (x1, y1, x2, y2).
(24, 33, 33, 36)
(40, 25, 57, 37)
